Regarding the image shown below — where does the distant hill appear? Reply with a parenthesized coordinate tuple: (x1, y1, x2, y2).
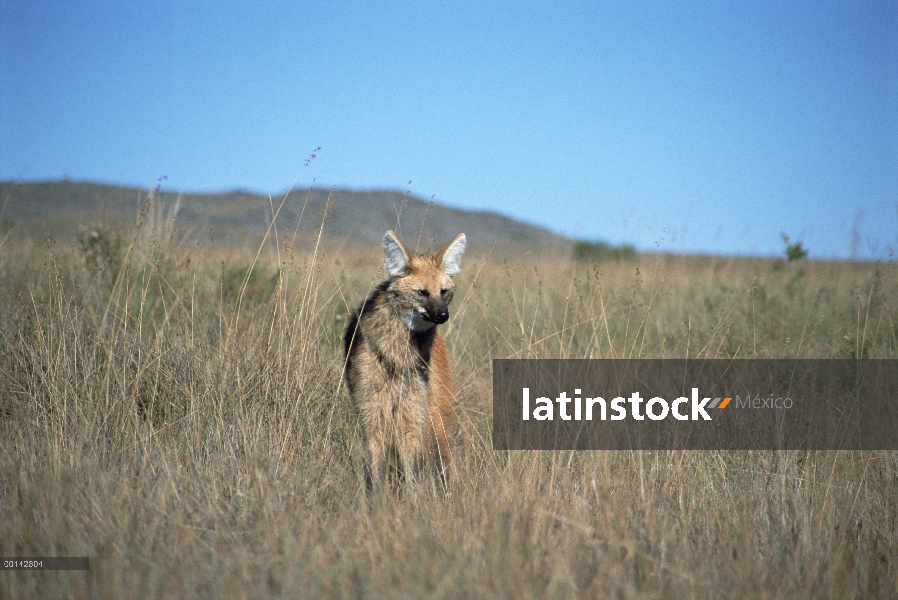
(0, 180, 571, 252)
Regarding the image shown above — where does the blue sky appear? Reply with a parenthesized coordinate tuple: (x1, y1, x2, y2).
(2, 1, 896, 258)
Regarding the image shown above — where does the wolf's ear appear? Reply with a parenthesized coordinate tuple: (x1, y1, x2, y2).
(382, 230, 410, 277)
(438, 233, 466, 277)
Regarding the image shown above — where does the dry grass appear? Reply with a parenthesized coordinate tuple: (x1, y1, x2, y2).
(1, 198, 897, 598)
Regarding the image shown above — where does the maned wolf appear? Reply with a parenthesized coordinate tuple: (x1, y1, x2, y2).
(343, 230, 466, 489)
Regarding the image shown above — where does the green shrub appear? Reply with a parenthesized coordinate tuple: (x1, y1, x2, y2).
(572, 239, 638, 262)
(222, 263, 280, 305)
(781, 233, 808, 261)
(77, 225, 123, 280)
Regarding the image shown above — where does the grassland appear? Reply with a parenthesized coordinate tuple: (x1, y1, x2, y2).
(1, 194, 896, 598)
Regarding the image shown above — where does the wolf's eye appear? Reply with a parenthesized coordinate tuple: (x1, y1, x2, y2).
(440, 288, 448, 296)
(417, 289, 429, 297)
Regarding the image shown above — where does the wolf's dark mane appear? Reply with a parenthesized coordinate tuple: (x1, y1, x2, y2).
(342, 278, 436, 363)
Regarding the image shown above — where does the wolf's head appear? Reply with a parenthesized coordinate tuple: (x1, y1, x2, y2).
(382, 231, 467, 332)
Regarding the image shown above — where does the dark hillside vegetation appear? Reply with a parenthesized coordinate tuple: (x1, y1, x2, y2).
(0, 179, 570, 252)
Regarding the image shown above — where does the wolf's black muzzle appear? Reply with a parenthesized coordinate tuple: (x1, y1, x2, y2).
(428, 308, 450, 324)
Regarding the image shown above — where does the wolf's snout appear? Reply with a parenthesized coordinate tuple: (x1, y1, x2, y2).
(430, 308, 449, 324)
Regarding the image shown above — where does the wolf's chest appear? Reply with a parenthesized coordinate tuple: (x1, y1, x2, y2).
(373, 347, 429, 394)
